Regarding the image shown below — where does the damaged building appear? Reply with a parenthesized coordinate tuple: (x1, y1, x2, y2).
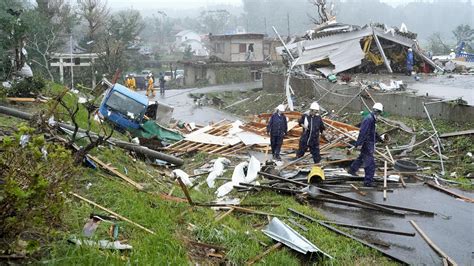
(182, 33, 269, 86)
(277, 23, 443, 76)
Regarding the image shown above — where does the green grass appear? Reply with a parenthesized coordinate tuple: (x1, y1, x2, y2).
(0, 84, 411, 264)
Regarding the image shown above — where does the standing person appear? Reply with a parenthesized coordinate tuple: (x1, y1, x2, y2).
(159, 73, 166, 95)
(125, 74, 131, 89)
(296, 102, 325, 163)
(449, 49, 456, 59)
(266, 104, 287, 160)
(129, 74, 137, 91)
(145, 73, 155, 97)
(406, 48, 414, 76)
(348, 103, 386, 187)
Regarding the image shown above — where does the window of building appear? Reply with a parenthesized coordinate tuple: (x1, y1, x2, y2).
(239, 43, 247, 53)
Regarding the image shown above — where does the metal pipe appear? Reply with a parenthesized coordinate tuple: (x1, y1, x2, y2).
(422, 103, 445, 175)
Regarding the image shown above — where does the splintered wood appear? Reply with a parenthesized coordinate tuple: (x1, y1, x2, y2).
(166, 112, 359, 156)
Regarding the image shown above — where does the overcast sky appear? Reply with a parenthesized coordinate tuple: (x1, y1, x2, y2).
(106, 0, 429, 9)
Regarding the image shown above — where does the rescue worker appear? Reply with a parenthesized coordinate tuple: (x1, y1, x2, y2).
(348, 102, 386, 187)
(159, 73, 166, 95)
(125, 74, 131, 89)
(449, 49, 456, 60)
(296, 102, 325, 163)
(266, 104, 287, 160)
(406, 48, 414, 76)
(129, 74, 137, 91)
(146, 73, 155, 97)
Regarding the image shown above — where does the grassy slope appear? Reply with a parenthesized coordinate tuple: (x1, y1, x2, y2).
(0, 85, 397, 265)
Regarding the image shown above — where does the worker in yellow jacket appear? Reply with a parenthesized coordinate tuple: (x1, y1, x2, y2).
(125, 74, 131, 88)
(129, 74, 137, 91)
(145, 73, 155, 97)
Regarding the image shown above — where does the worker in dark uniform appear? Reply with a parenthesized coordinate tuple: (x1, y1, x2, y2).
(406, 48, 414, 76)
(348, 102, 386, 187)
(296, 102, 325, 163)
(267, 104, 287, 160)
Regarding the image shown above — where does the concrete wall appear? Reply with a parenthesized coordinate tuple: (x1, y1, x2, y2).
(263, 72, 474, 123)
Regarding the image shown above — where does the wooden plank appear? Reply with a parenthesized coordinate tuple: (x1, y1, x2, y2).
(70, 192, 156, 235)
(410, 220, 458, 266)
(177, 176, 194, 206)
(87, 155, 144, 190)
(246, 242, 283, 265)
(383, 161, 388, 201)
(440, 129, 474, 138)
(425, 181, 474, 203)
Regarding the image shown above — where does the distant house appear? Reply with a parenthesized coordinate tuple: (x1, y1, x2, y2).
(175, 30, 202, 45)
(209, 33, 265, 62)
(174, 30, 208, 56)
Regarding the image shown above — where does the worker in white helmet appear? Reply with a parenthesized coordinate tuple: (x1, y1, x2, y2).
(296, 102, 325, 163)
(348, 102, 386, 187)
(267, 104, 288, 160)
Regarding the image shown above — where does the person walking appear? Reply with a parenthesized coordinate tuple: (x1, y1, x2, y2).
(296, 102, 325, 163)
(267, 104, 287, 160)
(145, 73, 155, 97)
(348, 102, 386, 187)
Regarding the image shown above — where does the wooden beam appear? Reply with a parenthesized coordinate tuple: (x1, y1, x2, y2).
(410, 220, 457, 266)
(246, 242, 283, 265)
(70, 192, 155, 235)
(87, 155, 144, 190)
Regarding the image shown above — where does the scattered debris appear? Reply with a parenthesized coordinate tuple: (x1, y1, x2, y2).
(262, 217, 333, 258)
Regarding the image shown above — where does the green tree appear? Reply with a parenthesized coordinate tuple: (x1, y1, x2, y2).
(23, 0, 75, 81)
(198, 10, 230, 34)
(94, 9, 144, 75)
(0, 0, 29, 79)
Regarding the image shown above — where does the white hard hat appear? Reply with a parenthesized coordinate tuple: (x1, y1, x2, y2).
(408, 48, 413, 51)
(277, 104, 285, 112)
(373, 102, 384, 112)
(450, 49, 454, 51)
(310, 102, 320, 111)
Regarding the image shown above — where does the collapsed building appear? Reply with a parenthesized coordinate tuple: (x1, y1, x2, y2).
(276, 23, 443, 77)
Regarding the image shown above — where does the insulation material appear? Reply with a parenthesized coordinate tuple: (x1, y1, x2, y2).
(215, 156, 261, 197)
(185, 132, 241, 146)
(206, 158, 231, 188)
(236, 131, 270, 145)
(172, 169, 193, 186)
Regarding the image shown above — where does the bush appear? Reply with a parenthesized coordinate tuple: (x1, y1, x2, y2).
(0, 124, 77, 242)
(7, 76, 46, 97)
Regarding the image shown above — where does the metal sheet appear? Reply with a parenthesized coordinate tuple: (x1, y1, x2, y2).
(262, 217, 333, 258)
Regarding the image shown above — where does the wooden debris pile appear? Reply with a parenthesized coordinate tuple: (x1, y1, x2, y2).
(166, 112, 360, 156)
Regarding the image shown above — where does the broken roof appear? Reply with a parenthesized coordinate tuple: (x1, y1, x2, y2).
(277, 23, 443, 76)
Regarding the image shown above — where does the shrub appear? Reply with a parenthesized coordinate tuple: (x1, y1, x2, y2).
(0, 124, 77, 241)
(7, 76, 46, 97)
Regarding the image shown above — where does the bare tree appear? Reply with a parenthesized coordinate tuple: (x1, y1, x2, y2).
(309, 0, 335, 25)
(78, 0, 110, 45)
(55, 92, 114, 165)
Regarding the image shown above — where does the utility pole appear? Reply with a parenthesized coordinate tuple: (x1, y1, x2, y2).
(264, 17, 267, 35)
(70, 35, 74, 90)
(157, 11, 167, 44)
(287, 12, 290, 37)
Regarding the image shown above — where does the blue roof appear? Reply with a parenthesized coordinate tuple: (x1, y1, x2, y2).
(112, 83, 149, 106)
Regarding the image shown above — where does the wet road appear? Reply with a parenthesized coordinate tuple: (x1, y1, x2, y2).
(408, 75, 474, 105)
(142, 81, 262, 124)
(314, 181, 474, 265)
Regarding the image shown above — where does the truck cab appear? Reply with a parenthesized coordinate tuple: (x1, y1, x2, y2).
(99, 83, 148, 130)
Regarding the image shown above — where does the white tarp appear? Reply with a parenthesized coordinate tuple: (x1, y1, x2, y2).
(236, 132, 270, 145)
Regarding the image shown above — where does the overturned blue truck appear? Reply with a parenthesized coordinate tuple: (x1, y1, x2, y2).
(98, 81, 183, 147)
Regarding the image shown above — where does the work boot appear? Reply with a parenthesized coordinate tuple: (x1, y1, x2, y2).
(346, 167, 357, 176)
(363, 182, 376, 187)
